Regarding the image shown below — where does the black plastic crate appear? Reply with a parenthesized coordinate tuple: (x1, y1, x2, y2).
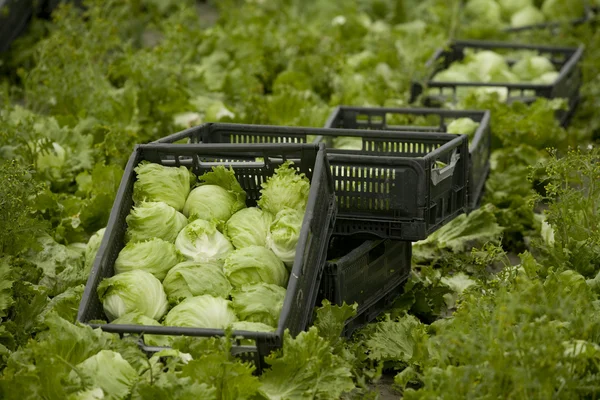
(156, 123, 470, 241)
(410, 40, 584, 127)
(77, 143, 336, 370)
(324, 106, 491, 211)
(319, 237, 411, 337)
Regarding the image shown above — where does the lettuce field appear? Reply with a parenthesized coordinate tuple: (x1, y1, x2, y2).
(1, 0, 600, 398)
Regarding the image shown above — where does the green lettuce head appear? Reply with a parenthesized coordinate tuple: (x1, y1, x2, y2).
(464, 0, 502, 25)
(163, 260, 232, 304)
(231, 320, 276, 346)
(98, 270, 168, 321)
(497, 0, 532, 19)
(267, 208, 304, 267)
(225, 207, 274, 249)
(231, 283, 287, 327)
(231, 321, 276, 333)
(175, 219, 234, 262)
(532, 71, 559, 85)
(84, 227, 106, 276)
(541, 0, 584, 20)
(68, 350, 138, 400)
(257, 161, 310, 216)
(114, 238, 181, 281)
(125, 201, 188, 243)
(133, 161, 195, 212)
(111, 311, 171, 347)
(182, 166, 247, 225)
(68, 388, 105, 400)
(332, 136, 363, 151)
(512, 54, 556, 82)
(510, 5, 545, 28)
(164, 294, 238, 328)
(447, 118, 480, 139)
(223, 245, 289, 289)
(467, 50, 511, 83)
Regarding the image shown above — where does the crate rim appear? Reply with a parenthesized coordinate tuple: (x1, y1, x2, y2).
(324, 105, 491, 154)
(155, 121, 477, 145)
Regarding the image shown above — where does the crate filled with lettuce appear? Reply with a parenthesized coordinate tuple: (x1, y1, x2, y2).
(155, 123, 470, 241)
(460, 0, 592, 33)
(319, 238, 412, 337)
(77, 143, 336, 367)
(410, 40, 584, 126)
(325, 106, 491, 211)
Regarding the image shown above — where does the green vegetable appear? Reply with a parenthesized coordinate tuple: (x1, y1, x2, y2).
(467, 50, 512, 82)
(465, 0, 503, 25)
(114, 238, 181, 281)
(231, 283, 287, 327)
(175, 219, 234, 263)
(532, 71, 559, 84)
(36, 142, 67, 178)
(512, 54, 556, 81)
(110, 311, 171, 347)
(68, 388, 105, 400)
(84, 228, 106, 276)
(224, 207, 274, 249)
(164, 295, 238, 329)
(125, 201, 188, 244)
(498, 0, 533, 19)
(510, 5, 545, 27)
(413, 203, 504, 263)
(67, 350, 138, 400)
(1, 0, 599, 397)
(267, 208, 304, 267)
(541, 0, 584, 20)
(446, 118, 480, 138)
(433, 50, 556, 96)
(231, 321, 276, 333)
(97, 270, 168, 321)
(223, 246, 289, 289)
(331, 136, 363, 150)
(432, 67, 476, 83)
(258, 327, 355, 400)
(162, 261, 232, 304)
(133, 162, 195, 212)
(257, 161, 311, 216)
(183, 166, 247, 225)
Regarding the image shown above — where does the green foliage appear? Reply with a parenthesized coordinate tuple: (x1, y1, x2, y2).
(0, 0, 599, 397)
(0, 161, 48, 255)
(405, 267, 600, 399)
(532, 148, 600, 277)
